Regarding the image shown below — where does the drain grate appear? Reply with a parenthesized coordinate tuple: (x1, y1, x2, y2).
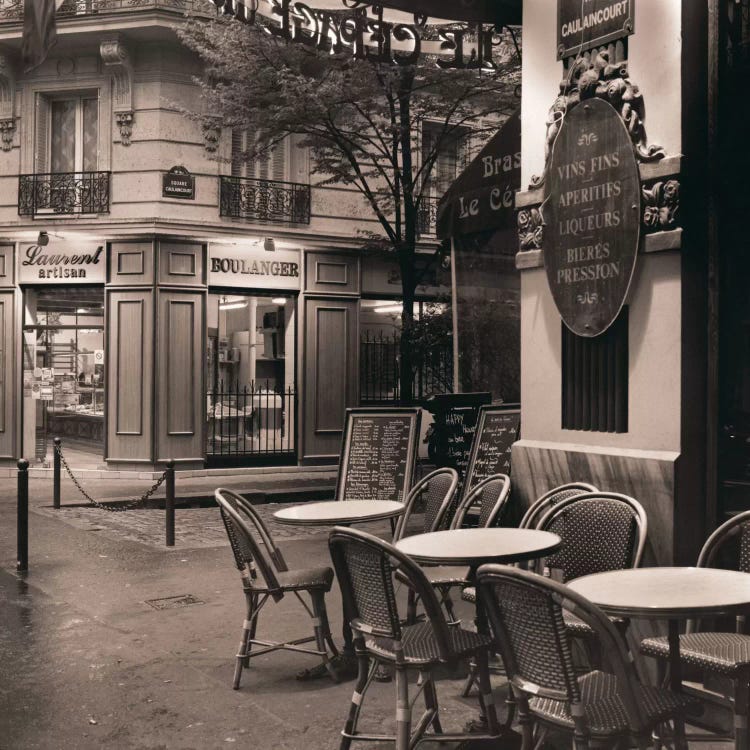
(145, 594, 204, 610)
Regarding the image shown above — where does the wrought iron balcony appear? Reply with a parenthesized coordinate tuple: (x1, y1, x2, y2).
(18, 172, 111, 217)
(220, 176, 311, 225)
(0, 0, 214, 22)
(417, 195, 440, 236)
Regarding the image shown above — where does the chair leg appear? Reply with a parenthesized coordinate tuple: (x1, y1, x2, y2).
(517, 696, 535, 750)
(311, 591, 339, 683)
(461, 661, 477, 697)
(440, 587, 458, 624)
(233, 594, 257, 690)
(475, 649, 500, 735)
(339, 640, 372, 750)
(734, 677, 750, 750)
(395, 664, 411, 750)
(423, 674, 442, 734)
(406, 588, 419, 625)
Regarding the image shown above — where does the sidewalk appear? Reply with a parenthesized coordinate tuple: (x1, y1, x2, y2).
(0, 471, 498, 749)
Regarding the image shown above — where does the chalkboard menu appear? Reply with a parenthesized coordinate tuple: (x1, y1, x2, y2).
(336, 408, 421, 504)
(425, 392, 492, 477)
(463, 405, 521, 495)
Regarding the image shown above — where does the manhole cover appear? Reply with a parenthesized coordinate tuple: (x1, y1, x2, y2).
(145, 594, 204, 610)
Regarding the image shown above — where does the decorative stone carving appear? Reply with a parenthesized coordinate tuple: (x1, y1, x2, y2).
(642, 178, 680, 232)
(517, 206, 543, 251)
(0, 119, 15, 151)
(0, 55, 15, 152)
(530, 51, 665, 188)
(202, 122, 221, 153)
(100, 38, 134, 146)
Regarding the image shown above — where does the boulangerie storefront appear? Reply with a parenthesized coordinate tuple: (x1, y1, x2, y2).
(0, 235, 368, 471)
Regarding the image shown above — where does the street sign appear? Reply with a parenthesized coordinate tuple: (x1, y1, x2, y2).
(557, 0, 634, 59)
(162, 166, 195, 200)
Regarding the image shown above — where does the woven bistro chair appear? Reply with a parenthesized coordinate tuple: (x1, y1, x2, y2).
(215, 488, 339, 688)
(534, 491, 647, 640)
(329, 526, 501, 750)
(476, 564, 699, 750)
(640, 509, 750, 750)
(461, 481, 598, 609)
(391, 467, 459, 623)
(415, 473, 511, 623)
(519, 482, 599, 530)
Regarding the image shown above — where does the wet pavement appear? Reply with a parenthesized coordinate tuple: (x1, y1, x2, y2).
(0, 471, 506, 749)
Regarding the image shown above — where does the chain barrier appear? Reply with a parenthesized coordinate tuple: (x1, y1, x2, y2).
(55, 442, 169, 513)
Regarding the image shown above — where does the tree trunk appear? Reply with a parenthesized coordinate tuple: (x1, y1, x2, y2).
(399, 260, 416, 405)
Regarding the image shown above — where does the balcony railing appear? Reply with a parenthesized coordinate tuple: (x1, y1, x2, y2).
(0, 0, 214, 22)
(219, 176, 311, 225)
(417, 195, 440, 236)
(18, 172, 111, 217)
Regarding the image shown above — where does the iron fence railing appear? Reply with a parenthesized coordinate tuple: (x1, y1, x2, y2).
(360, 330, 453, 405)
(417, 195, 440, 236)
(18, 172, 111, 216)
(0, 0, 214, 21)
(219, 175, 311, 224)
(206, 381, 296, 460)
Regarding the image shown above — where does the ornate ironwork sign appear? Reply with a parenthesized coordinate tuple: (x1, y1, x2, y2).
(208, 0, 510, 69)
(557, 0, 634, 60)
(542, 97, 640, 337)
(162, 165, 195, 199)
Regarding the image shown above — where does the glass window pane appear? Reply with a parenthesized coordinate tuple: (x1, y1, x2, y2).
(82, 97, 98, 172)
(51, 99, 76, 173)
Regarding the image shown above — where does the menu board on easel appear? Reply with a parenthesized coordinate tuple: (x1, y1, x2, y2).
(336, 408, 422, 504)
(463, 404, 521, 496)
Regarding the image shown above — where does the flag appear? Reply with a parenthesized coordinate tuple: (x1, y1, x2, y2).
(22, 0, 60, 72)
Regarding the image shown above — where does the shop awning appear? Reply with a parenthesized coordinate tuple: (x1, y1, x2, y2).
(436, 108, 521, 239)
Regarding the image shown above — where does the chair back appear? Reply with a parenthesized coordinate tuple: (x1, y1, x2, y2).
(329, 526, 454, 661)
(215, 488, 284, 598)
(536, 491, 647, 582)
(519, 482, 598, 529)
(451, 474, 511, 530)
(477, 564, 650, 734)
(698, 509, 750, 571)
(393, 467, 459, 541)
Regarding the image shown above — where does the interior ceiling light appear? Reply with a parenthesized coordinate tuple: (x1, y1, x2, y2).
(220, 302, 248, 311)
(271, 298, 287, 305)
(374, 304, 402, 314)
(76, 308, 89, 313)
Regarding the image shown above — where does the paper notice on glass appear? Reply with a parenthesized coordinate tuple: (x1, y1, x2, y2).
(31, 382, 42, 400)
(41, 368, 53, 382)
(40, 385, 54, 401)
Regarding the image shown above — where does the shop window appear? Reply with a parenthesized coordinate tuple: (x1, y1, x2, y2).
(206, 292, 297, 462)
(561, 308, 628, 433)
(22, 287, 105, 466)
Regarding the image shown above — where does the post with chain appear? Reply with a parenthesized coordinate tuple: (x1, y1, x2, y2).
(165, 460, 176, 547)
(17, 459, 29, 573)
(53, 437, 61, 509)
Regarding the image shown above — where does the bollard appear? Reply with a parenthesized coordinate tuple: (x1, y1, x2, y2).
(17, 459, 29, 573)
(53, 437, 61, 509)
(165, 459, 176, 547)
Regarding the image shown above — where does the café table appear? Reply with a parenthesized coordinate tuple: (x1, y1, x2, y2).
(395, 527, 561, 728)
(568, 566, 750, 750)
(273, 499, 406, 679)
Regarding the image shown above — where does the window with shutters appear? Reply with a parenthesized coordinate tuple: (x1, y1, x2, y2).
(230, 131, 288, 183)
(35, 92, 99, 174)
(420, 121, 470, 234)
(19, 90, 108, 216)
(561, 308, 629, 433)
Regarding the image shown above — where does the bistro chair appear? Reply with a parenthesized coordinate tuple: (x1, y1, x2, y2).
(640, 509, 750, 750)
(417, 473, 512, 623)
(460, 480, 598, 609)
(215, 488, 339, 688)
(518, 482, 599, 529)
(534, 491, 647, 641)
(476, 564, 699, 750)
(391, 467, 459, 623)
(329, 526, 502, 750)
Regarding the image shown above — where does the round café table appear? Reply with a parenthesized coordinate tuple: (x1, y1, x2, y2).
(568, 567, 750, 750)
(396, 527, 561, 729)
(273, 499, 406, 679)
(274, 499, 405, 527)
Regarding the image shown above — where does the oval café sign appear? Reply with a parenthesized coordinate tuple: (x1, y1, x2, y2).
(542, 97, 641, 337)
